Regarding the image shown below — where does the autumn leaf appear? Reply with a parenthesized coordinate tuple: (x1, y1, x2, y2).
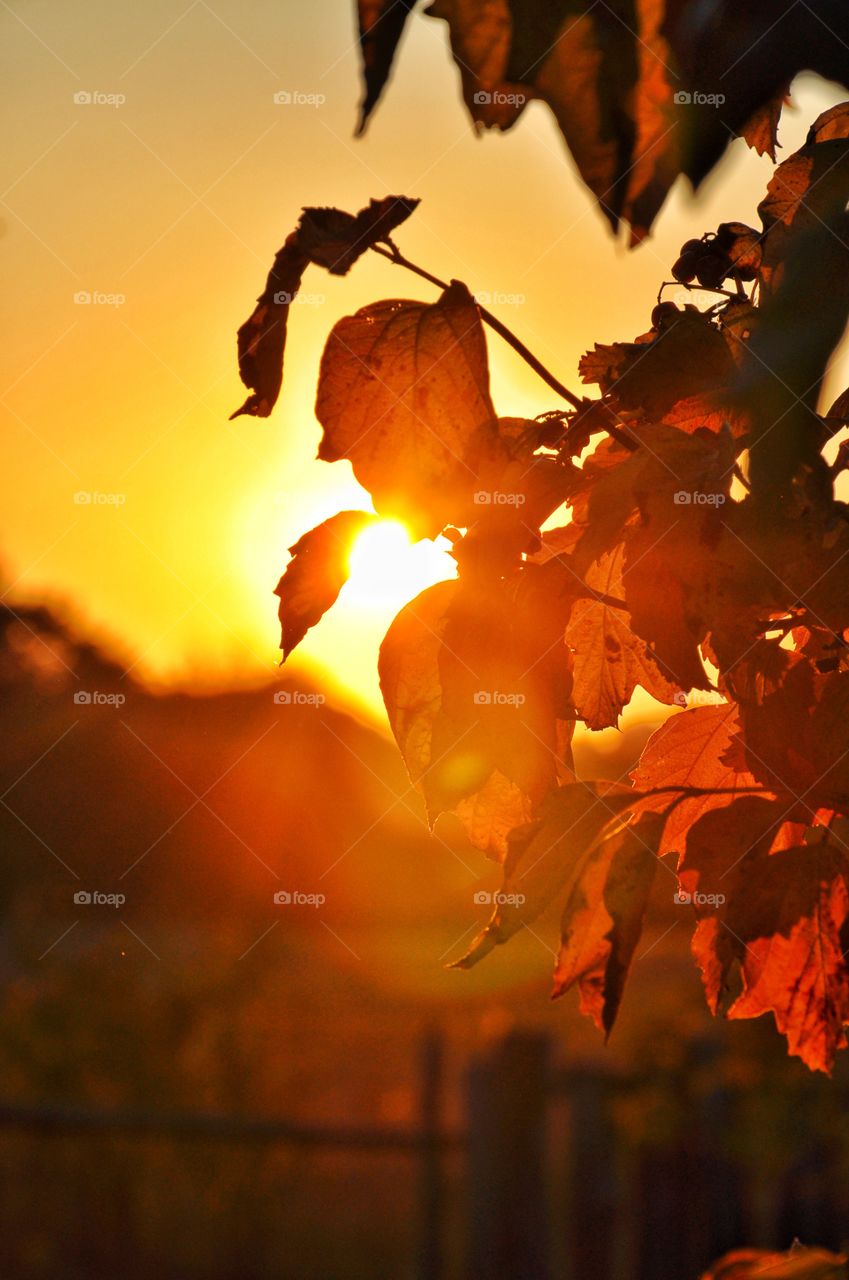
(379, 568, 573, 856)
(579, 308, 738, 428)
(355, 0, 418, 133)
(355, 2, 849, 240)
(717, 837, 849, 1073)
(450, 782, 642, 967)
(553, 809, 668, 1036)
(316, 281, 499, 537)
(565, 543, 680, 730)
(700, 1244, 848, 1280)
(274, 510, 377, 657)
(231, 232, 309, 420)
(231, 196, 418, 419)
(632, 702, 771, 856)
(295, 196, 419, 275)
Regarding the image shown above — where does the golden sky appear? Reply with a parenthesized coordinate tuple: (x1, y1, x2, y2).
(2, 2, 847, 721)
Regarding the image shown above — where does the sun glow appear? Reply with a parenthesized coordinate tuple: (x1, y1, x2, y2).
(343, 520, 456, 610)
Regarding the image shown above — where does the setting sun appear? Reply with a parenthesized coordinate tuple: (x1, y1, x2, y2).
(343, 520, 456, 611)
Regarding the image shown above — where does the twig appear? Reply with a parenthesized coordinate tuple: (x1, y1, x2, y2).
(370, 242, 582, 412)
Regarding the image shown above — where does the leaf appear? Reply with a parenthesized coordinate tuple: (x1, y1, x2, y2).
(552, 809, 667, 1035)
(720, 839, 849, 1073)
(631, 703, 771, 857)
(231, 196, 419, 419)
(356, 0, 418, 133)
(296, 196, 419, 275)
(231, 233, 309, 419)
(316, 281, 499, 537)
(700, 1244, 848, 1280)
(379, 567, 574, 856)
(758, 103, 849, 296)
(566, 542, 681, 729)
(274, 510, 377, 657)
(678, 796, 803, 1015)
(740, 662, 849, 817)
(740, 88, 787, 160)
(450, 781, 641, 967)
(578, 307, 740, 432)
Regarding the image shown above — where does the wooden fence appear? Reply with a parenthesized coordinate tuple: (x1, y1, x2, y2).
(1, 1029, 847, 1279)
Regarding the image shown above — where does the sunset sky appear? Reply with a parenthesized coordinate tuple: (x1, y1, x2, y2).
(3, 1, 847, 721)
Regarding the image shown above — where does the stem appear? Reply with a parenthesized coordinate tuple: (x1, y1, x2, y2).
(371, 242, 583, 409)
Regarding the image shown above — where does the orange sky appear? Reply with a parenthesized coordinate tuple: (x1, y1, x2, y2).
(2, 2, 847, 721)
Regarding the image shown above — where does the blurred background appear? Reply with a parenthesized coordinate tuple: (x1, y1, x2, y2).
(4, 3, 849, 1278)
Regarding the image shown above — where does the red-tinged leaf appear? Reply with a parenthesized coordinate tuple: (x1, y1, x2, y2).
(579, 308, 737, 425)
(274, 510, 378, 657)
(678, 796, 801, 1015)
(741, 662, 849, 817)
(700, 1244, 848, 1279)
(316, 281, 499, 537)
(553, 809, 668, 1036)
(758, 103, 849, 296)
(631, 703, 772, 857)
(296, 196, 419, 275)
(725, 840, 849, 1073)
(356, 0, 418, 134)
(740, 89, 786, 161)
(379, 568, 573, 857)
(231, 233, 309, 419)
(566, 543, 681, 729)
(449, 782, 642, 969)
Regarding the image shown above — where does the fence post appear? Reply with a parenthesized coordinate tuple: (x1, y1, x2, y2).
(464, 1029, 551, 1280)
(563, 1067, 621, 1280)
(417, 1029, 445, 1280)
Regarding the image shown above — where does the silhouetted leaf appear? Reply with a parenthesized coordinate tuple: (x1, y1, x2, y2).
(356, 0, 418, 133)
(316, 281, 498, 537)
(274, 510, 377, 657)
